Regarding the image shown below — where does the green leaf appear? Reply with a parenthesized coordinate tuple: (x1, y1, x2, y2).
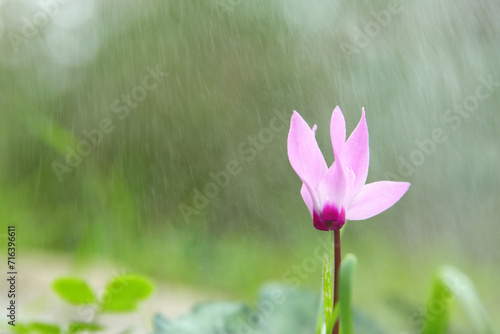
(421, 274, 451, 334)
(316, 303, 340, 334)
(421, 266, 494, 334)
(154, 285, 320, 333)
(52, 277, 96, 305)
(322, 255, 335, 334)
(340, 254, 357, 334)
(26, 323, 61, 334)
(152, 284, 384, 334)
(153, 303, 252, 334)
(442, 266, 494, 334)
(100, 275, 154, 312)
(67, 322, 104, 333)
(11, 323, 30, 334)
(315, 294, 324, 334)
(331, 303, 340, 330)
(256, 284, 319, 333)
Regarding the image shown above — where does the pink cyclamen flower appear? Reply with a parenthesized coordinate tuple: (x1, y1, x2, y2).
(287, 106, 410, 231)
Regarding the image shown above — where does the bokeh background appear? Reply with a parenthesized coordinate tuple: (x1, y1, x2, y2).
(0, 0, 499, 332)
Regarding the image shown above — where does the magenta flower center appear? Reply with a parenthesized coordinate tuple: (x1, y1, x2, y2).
(313, 204, 346, 231)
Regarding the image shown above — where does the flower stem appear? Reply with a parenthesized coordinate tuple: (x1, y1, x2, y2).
(332, 229, 341, 334)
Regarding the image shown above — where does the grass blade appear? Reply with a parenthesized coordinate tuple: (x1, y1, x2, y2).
(317, 254, 341, 334)
(315, 293, 324, 334)
(323, 255, 335, 333)
(420, 274, 451, 334)
(440, 266, 494, 334)
(339, 254, 357, 334)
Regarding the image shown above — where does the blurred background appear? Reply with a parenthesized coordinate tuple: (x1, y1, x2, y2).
(0, 0, 499, 332)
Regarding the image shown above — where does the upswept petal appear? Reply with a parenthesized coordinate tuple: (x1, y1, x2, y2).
(346, 181, 410, 220)
(317, 159, 347, 212)
(330, 106, 346, 158)
(287, 111, 328, 192)
(343, 108, 370, 205)
(300, 184, 314, 218)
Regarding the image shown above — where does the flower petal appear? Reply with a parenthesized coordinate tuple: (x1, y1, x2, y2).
(287, 111, 328, 192)
(317, 159, 347, 212)
(330, 106, 346, 158)
(343, 108, 370, 204)
(346, 181, 410, 220)
(300, 184, 313, 218)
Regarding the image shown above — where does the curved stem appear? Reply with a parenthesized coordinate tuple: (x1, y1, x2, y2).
(332, 229, 341, 334)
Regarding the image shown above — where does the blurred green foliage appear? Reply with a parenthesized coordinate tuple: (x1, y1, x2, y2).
(52, 277, 96, 305)
(421, 266, 494, 334)
(152, 265, 492, 334)
(0, 0, 499, 331)
(11, 274, 153, 334)
(52, 274, 154, 313)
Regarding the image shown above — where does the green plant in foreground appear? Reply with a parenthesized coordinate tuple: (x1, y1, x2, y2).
(317, 259, 494, 334)
(11, 274, 154, 334)
(151, 262, 492, 334)
(419, 266, 494, 334)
